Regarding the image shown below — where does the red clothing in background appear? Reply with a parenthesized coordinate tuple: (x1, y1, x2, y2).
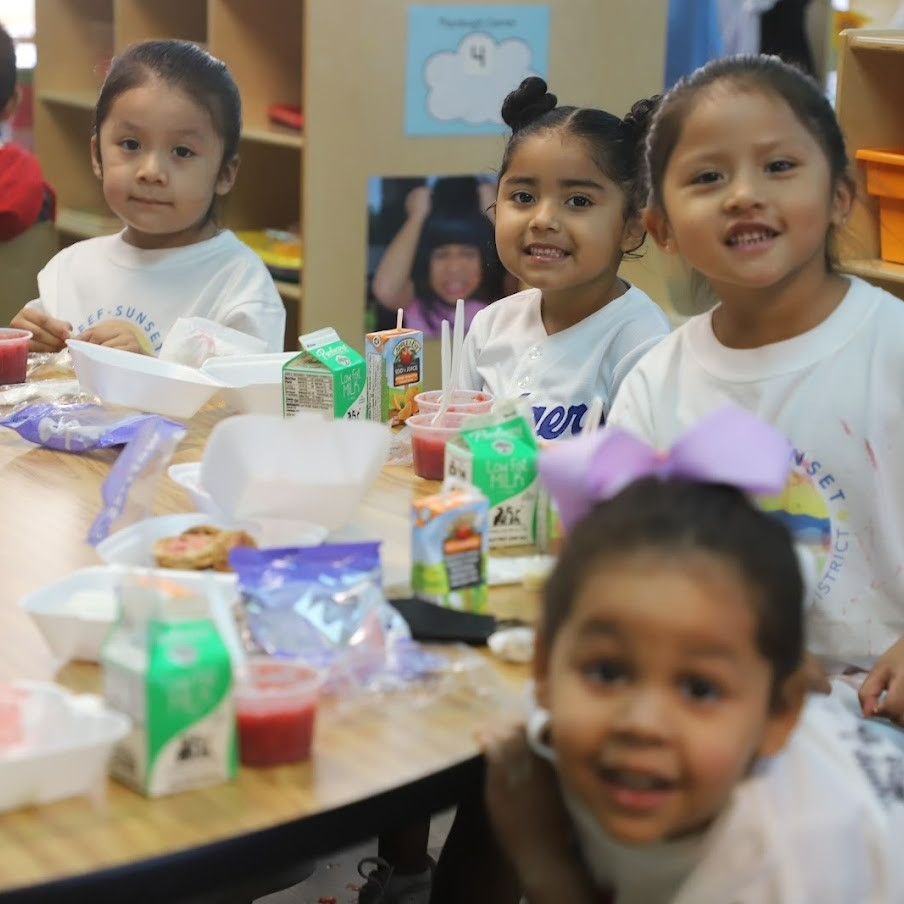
(0, 143, 56, 241)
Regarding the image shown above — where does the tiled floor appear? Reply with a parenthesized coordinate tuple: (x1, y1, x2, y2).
(254, 809, 454, 904)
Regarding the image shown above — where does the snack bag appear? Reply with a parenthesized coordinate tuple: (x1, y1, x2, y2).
(365, 326, 423, 426)
(283, 327, 366, 419)
(444, 402, 539, 549)
(102, 574, 236, 796)
(411, 481, 489, 612)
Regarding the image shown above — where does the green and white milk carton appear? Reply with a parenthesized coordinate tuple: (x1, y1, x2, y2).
(444, 403, 539, 549)
(101, 576, 237, 797)
(283, 327, 366, 419)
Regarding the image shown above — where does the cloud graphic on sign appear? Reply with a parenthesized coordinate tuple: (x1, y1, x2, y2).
(424, 33, 539, 125)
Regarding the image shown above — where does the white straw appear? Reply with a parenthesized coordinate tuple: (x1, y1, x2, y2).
(584, 396, 603, 434)
(448, 298, 465, 396)
(433, 319, 452, 424)
(396, 308, 404, 330)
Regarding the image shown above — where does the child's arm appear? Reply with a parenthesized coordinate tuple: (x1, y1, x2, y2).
(371, 186, 431, 312)
(480, 719, 610, 904)
(10, 305, 71, 353)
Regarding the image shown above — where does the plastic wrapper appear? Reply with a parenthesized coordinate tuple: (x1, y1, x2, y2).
(87, 416, 187, 545)
(27, 349, 77, 382)
(230, 541, 443, 697)
(0, 402, 184, 453)
(158, 316, 267, 368)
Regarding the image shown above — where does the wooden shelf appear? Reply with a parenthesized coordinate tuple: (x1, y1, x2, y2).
(849, 33, 904, 53)
(240, 124, 303, 149)
(840, 258, 904, 285)
(274, 280, 301, 300)
(38, 89, 98, 110)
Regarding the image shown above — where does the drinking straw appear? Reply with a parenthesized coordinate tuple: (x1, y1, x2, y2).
(432, 318, 452, 425)
(448, 298, 465, 396)
(396, 308, 404, 330)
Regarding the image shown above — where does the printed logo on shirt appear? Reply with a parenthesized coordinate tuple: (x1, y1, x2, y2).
(759, 449, 848, 603)
(531, 403, 593, 440)
(73, 305, 162, 353)
(838, 720, 904, 808)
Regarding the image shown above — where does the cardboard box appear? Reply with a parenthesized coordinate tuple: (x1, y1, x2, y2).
(283, 328, 366, 419)
(412, 483, 489, 612)
(445, 405, 539, 548)
(102, 577, 236, 797)
(365, 327, 424, 425)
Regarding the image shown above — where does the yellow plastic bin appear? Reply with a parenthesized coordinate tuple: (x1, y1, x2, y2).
(855, 148, 904, 265)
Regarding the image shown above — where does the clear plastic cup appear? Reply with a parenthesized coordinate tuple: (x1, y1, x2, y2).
(0, 329, 32, 385)
(414, 389, 494, 415)
(407, 410, 471, 481)
(234, 657, 321, 767)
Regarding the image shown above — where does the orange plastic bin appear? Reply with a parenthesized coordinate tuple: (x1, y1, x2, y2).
(855, 148, 904, 265)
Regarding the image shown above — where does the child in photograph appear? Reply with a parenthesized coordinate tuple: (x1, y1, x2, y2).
(372, 175, 508, 338)
(459, 77, 671, 441)
(12, 39, 285, 354)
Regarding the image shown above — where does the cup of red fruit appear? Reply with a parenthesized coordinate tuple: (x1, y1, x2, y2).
(234, 657, 321, 767)
(413, 389, 494, 416)
(407, 410, 471, 481)
(0, 329, 32, 385)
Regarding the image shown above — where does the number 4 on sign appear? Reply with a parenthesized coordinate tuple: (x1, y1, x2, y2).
(462, 33, 494, 75)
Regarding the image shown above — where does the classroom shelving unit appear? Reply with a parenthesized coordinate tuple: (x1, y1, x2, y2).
(835, 28, 904, 300)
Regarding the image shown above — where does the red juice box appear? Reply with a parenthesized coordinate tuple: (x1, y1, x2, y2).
(365, 327, 424, 426)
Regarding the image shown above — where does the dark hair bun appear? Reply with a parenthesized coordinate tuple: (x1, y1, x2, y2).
(501, 77, 557, 132)
(621, 94, 661, 153)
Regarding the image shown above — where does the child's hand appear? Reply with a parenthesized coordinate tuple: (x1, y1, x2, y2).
(859, 634, 904, 725)
(405, 185, 432, 221)
(77, 322, 145, 354)
(10, 308, 72, 353)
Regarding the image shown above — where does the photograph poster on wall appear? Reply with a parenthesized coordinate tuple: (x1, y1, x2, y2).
(365, 173, 518, 339)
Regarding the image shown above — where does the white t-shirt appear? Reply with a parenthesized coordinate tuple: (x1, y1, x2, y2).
(608, 276, 904, 671)
(535, 695, 904, 903)
(29, 230, 286, 354)
(459, 285, 671, 440)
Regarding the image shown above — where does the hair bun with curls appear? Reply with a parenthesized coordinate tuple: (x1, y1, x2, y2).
(621, 94, 661, 155)
(501, 77, 558, 132)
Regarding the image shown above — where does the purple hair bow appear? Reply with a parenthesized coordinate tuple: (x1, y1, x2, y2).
(538, 407, 792, 532)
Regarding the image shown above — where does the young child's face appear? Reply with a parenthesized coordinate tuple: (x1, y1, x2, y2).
(91, 77, 238, 249)
(534, 549, 800, 845)
(495, 134, 641, 303)
(428, 243, 482, 304)
(646, 86, 850, 300)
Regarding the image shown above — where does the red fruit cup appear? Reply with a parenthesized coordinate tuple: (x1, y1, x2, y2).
(407, 410, 470, 481)
(0, 329, 32, 385)
(234, 657, 321, 767)
(414, 389, 494, 416)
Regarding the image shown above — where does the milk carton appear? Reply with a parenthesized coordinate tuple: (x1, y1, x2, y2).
(365, 326, 424, 425)
(411, 482, 489, 612)
(444, 403, 539, 549)
(283, 327, 366, 419)
(101, 576, 236, 797)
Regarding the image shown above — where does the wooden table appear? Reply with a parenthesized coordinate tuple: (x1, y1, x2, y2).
(0, 405, 537, 902)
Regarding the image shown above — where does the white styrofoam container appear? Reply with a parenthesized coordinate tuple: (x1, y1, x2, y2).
(200, 413, 391, 531)
(201, 352, 296, 415)
(19, 565, 243, 665)
(0, 681, 130, 813)
(67, 339, 224, 419)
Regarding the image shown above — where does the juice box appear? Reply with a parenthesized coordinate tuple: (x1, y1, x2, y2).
(101, 576, 237, 797)
(283, 327, 366, 419)
(365, 326, 424, 425)
(411, 482, 489, 612)
(445, 403, 539, 549)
